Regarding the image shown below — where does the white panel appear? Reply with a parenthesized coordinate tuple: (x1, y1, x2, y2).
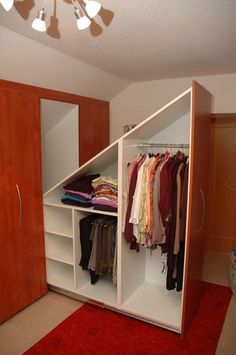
(149, 114, 190, 145)
(42, 103, 78, 192)
(121, 90, 191, 141)
(77, 279, 117, 308)
(101, 160, 118, 178)
(122, 283, 182, 331)
(44, 140, 119, 197)
(145, 248, 167, 285)
(41, 100, 77, 135)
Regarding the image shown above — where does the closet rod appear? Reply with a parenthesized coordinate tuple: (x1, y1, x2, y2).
(130, 143, 189, 149)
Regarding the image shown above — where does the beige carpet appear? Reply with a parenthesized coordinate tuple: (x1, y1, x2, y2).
(0, 251, 235, 355)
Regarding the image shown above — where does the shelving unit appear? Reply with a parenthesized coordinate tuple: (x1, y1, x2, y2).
(44, 205, 73, 237)
(46, 259, 74, 291)
(43, 81, 212, 337)
(45, 233, 74, 264)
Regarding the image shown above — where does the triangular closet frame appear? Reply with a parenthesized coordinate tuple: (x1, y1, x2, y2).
(43, 81, 212, 337)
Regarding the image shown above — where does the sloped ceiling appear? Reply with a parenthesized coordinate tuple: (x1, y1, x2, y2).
(0, 0, 236, 81)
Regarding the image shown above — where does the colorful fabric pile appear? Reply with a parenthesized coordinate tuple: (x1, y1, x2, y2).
(91, 176, 118, 212)
(61, 174, 100, 207)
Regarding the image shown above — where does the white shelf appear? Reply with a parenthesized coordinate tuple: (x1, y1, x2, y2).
(45, 233, 73, 265)
(44, 205, 73, 236)
(44, 230, 73, 239)
(77, 278, 117, 308)
(44, 199, 118, 216)
(46, 259, 74, 291)
(122, 283, 182, 331)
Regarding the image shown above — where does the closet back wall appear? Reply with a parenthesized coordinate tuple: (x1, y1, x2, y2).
(110, 73, 236, 142)
(41, 100, 78, 192)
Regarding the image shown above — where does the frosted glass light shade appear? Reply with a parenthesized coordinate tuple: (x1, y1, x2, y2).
(32, 9, 46, 32)
(77, 15, 91, 30)
(32, 18, 46, 32)
(0, 0, 14, 11)
(84, 0, 101, 18)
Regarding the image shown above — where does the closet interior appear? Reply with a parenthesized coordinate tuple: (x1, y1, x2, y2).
(43, 81, 212, 336)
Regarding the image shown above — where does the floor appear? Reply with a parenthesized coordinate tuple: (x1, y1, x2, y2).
(0, 251, 235, 355)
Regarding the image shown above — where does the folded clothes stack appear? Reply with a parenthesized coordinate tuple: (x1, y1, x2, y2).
(91, 176, 118, 212)
(61, 174, 100, 207)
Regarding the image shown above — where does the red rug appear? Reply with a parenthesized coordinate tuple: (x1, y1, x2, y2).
(24, 282, 231, 355)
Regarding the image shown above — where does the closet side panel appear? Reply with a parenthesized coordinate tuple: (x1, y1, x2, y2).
(181, 81, 212, 337)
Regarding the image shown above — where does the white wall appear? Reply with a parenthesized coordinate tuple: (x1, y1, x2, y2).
(42, 107, 78, 192)
(0, 26, 129, 101)
(110, 73, 236, 142)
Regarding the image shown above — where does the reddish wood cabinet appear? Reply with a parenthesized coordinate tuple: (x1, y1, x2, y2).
(0, 88, 47, 323)
(0, 80, 109, 323)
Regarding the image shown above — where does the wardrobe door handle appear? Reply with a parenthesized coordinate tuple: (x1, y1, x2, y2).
(198, 188, 205, 233)
(16, 184, 22, 225)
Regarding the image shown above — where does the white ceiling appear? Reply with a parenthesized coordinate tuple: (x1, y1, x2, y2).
(0, 0, 236, 82)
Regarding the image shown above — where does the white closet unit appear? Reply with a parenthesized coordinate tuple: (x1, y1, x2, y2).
(44, 140, 119, 305)
(43, 81, 212, 337)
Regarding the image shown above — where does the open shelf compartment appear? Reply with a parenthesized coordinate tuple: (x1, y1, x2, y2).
(44, 205, 73, 237)
(45, 233, 74, 265)
(46, 258, 75, 291)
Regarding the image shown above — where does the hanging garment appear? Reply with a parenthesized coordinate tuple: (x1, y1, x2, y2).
(124, 156, 144, 250)
(124, 150, 189, 292)
(79, 214, 100, 284)
(79, 215, 117, 285)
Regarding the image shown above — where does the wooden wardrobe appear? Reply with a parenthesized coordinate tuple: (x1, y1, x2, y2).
(43, 81, 212, 337)
(0, 79, 109, 324)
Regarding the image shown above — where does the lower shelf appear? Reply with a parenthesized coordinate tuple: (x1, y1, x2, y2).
(121, 282, 182, 332)
(77, 278, 118, 308)
(46, 258, 75, 291)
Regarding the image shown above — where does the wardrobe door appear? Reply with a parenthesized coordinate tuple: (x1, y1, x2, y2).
(181, 81, 212, 337)
(206, 115, 236, 252)
(79, 100, 109, 165)
(0, 88, 47, 323)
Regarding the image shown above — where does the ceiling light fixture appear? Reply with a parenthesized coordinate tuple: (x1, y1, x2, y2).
(72, 0, 91, 31)
(31, 2, 46, 32)
(0, 0, 102, 32)
(0, 0, 14, 11)
(83, 0, 101, 19)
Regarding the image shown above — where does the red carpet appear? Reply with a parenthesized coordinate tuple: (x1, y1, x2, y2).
(24, 282, 231, 355)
